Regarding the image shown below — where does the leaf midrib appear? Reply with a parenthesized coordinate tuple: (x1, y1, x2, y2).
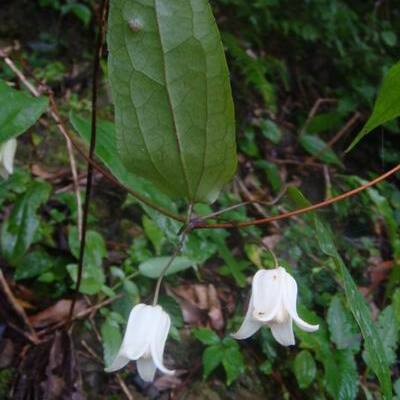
(154, 0, 193, 200)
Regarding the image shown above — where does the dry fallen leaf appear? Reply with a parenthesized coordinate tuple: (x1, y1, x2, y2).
(29, 299, 86, 328)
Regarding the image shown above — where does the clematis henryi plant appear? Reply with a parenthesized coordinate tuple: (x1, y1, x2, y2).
(0, 138, 17, 179)
(232, 267, 319, 346)
(105, 304, 174, 382)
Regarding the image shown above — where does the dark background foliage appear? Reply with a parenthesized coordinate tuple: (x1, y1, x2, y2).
(0, 0, 399, 399)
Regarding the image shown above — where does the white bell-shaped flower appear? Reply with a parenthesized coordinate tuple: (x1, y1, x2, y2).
(105, 304, 174, 382)
(233, 267, 319, 346)
(0, 138, 17, 179)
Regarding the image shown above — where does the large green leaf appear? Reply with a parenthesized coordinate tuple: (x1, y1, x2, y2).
(0, 79, 48, 143)
(70, 112, 176, 213)
(1, 180, 51, 263)
(347, 62, 400, 151)
(107, 0, 237, 202)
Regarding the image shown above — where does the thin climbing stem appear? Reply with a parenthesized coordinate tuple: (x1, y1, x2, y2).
(153, 204, 194, 306)
(68, 0, 109, 323)
(192, 163, 400, 230)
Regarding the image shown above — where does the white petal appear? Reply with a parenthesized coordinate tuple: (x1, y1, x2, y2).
(252, 268, 284, 322)
(105, 303, 151, 373)
(137, 356, 157, 382)
(232, 293, 262, 339)
(270, 318, 295, 346)
(104, 354, 130, 373)
(282, 271, 319, 333)
(2, 139, 17, 175)
(150, 306, 174, 375)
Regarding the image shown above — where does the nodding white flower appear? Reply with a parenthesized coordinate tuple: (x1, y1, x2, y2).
(105, 304, 174, 382)
(232, 267, 319, 346)
(0, 138, 17, 179)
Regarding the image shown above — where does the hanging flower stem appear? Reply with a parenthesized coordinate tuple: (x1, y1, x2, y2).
(152, 204, 194, 306)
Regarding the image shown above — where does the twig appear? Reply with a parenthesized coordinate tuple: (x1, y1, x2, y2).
(306, 112, 361, 165)
(236, 178, 268, 217)
(68, 0, 109, 323)
(193, 163, 400, 229)
(0, 270, 39, 344)
(300, 98, 337, 135)
(1, 49, 83, 238)
(39, 295, 121, 336)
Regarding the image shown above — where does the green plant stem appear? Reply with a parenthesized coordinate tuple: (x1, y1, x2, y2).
(152, 204, 193, 306)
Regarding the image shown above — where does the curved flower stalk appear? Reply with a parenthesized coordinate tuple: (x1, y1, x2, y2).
(105, 304, 174, 382)
(233, 267, 319, 346)
(0, 138, 17, 179)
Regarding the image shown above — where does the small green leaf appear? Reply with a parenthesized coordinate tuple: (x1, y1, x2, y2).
(1, 180, 51, 263)
(215, 237, 247, 287)
(364, 306, 399, 366)
(14, 250, 54, 280)
(193, 328, 220, 346)
(327, 295, 360, 352)
(61, 3, 91, 27)
(347, 62, 400, 151)
(67, 263, 105, 295)
(142, 215, 164, 255)
(138, 256, 195, 279)
(260, 119, 282, 144)
(203, 344, 223, 379)
(255, 160, 282, 194)
(0, 79, 48, 143)
(381, 31, 397, 47)
(107, 0, 237, 202)
(68, 227, 107, 267)
(299, 134, 343, 166)
(101, 316, 122, 368)
(293, 350, 316, 389)
(159, 295, 184, 329)
(222, 338, 245, 385)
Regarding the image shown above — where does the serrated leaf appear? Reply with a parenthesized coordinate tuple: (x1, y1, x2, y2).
(293, 350, 316, 389)
(139, 256, 195, 278)
(328, 295, 361, 352)
(364, 306, 399, 366)
(348, 62, 400, 151)
(312, 214, 392, 399)
(299, 134, 343, 167)
(335, 350, 358, 400)
(107, 0, 237, 202)
(0, 79, 48, 143)
(1, 180, 51, 263)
